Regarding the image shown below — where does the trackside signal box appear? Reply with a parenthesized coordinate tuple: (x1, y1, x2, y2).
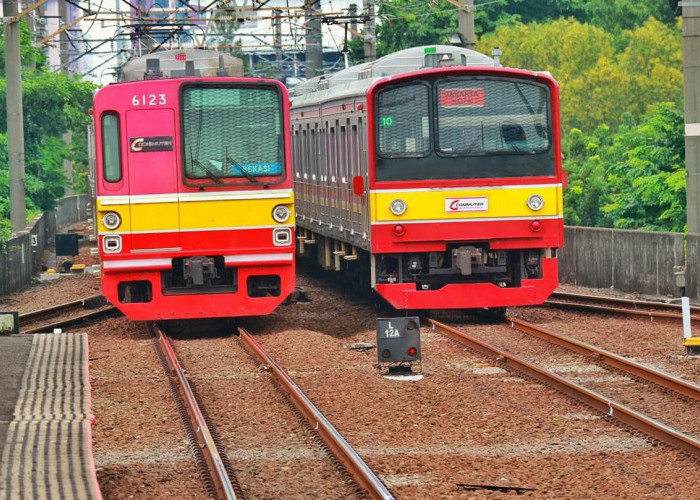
(0, 312, 20, 336)
(376, 317, 421, 363)
(56, 233, 79, 257)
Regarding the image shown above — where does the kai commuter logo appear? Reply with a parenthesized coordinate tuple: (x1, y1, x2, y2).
(445, 197, 488, 213)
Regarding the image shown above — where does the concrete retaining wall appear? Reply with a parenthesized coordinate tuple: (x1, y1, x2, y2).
(1, 195, 88, 296)
(560, 226, 686, 298)
(685, 233, 700, 300)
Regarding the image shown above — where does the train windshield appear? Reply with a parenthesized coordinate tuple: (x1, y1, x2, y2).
(182, 84, 284, 185)
(436, 79, 550, 155)
(375, 77, 555, 181)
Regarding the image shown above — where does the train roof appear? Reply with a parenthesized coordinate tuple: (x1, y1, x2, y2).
(119, 49, 244, 82)
(289, 45, 495, 105)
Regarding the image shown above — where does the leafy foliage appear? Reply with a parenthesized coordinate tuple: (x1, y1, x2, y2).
(377, 0, 458, 57)
(0, 21, 97, 236)
(375, 0, 679, 56)
(564, 103, 685, 231)
(601, 103, 685, 231)
(0, 21, 47, 75)
(478, 17, 682, 133)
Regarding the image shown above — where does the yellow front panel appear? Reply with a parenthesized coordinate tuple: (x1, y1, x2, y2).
(179, 196, 295, 229)
(131, 202, 179, 232)
(96, 198, 132, 233)
(97, 191, 295, 233)
(371, 185, 563, 222)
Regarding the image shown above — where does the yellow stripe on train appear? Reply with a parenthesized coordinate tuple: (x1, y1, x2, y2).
(370, 184, 563, 222)
(96, 191, 295, 232)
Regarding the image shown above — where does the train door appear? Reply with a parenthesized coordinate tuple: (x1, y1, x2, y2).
(125, 108, 181, 250)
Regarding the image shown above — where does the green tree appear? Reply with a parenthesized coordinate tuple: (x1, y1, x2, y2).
(0, 20, 97, 238)
(563, 127, 612, 227)
(602, 103, 685, 231)
(478, 17, 682, 133)
(377, 0, 458, 56)
(583, 0, 677, 33)
(0, 21, 46, 74)
(0, 72, 97, 209)
(373, 0, 679, 56)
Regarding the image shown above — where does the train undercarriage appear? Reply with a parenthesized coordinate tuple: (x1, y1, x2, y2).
(297, 229, 557, 312)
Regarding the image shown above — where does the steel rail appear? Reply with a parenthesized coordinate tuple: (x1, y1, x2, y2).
(507, 316, 700, 402)
(545, 299, 700, 322)
(427, 318, 700, 459)
(549, 291, 700, 318)
(20, 306, 119, 334)
(153, 326, 237, 500)
(19, 294, 106, 322)
(551, 291, 699, 312)
(237, 328, 394, 500)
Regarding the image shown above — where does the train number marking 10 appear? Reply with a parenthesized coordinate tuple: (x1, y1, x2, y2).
(132, 94, 167, 106)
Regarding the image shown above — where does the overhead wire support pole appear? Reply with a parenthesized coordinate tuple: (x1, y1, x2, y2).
(3, 0, 26, 234)
(305, 0, 323, 77)
(682, 1, 700, 233)
(443, 0, 474, 48)
(363, 0, 375, 61)
(5, 0, 48, 24)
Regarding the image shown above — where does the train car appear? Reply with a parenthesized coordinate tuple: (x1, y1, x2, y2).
(90, 49, 295, 320)
(290, 45, 564, 313)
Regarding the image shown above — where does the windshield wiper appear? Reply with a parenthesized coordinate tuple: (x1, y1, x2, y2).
(192, 157, 223, 184)
(464, 122, 485, 154)
(226, 148, 259, 184)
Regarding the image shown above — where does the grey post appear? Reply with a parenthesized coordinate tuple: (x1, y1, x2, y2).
(3, 0, 27, 234)
(363, 0, 376, 62)
(458, 0, 475, 50)
(683, 2, 700, 233)
(305, 0, 323, 77)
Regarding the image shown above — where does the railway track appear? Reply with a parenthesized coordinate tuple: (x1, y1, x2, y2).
(547, 291, 700, 321)
(149, 324, 240, 499)
(427, 317, 700, 459)
(19, 295, 118, 334)
(150, 324, 392, 499)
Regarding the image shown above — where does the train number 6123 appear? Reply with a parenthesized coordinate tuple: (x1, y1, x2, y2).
(132, 94, 167, 106)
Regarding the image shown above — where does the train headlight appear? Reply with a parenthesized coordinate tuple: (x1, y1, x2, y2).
(390, 199, 407, 216)
(272, 205, 291, 223)
(527, 194, 544, 211)
(102, 212, 121, 230)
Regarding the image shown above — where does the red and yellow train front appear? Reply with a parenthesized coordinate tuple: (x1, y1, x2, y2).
(93, 78, 295, 320)
(366, 68, 564, 310)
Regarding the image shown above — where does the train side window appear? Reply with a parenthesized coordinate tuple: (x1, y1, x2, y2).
(101, 112, 122, 182)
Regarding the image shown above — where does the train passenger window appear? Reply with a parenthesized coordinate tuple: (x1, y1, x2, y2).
(181, 84, 284, 185)
(376, 83, 431, 157)
(436, 79, 550, 156)
(101, 113, 122, 182)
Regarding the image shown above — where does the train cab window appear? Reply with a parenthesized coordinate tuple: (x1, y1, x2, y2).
(436, 79, 551, 156)
(101, 113, 122, 182)
(182, 85, 284, 185)
(376, 83, 431, 157)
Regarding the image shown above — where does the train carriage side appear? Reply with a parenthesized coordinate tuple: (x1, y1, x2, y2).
(291, 45, 564, 311)
(92, 68, 295, 320)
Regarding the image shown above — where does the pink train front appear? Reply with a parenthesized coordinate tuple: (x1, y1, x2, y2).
(88, 50, 295, 320)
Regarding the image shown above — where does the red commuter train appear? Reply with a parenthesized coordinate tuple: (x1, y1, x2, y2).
(290, 45, 564, 313)
(89, 49, 295, 320)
